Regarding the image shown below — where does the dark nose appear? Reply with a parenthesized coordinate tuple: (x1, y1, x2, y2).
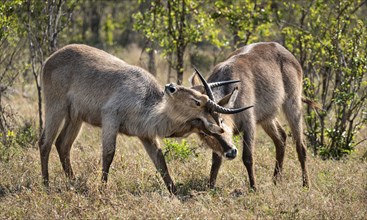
(224, 148, 237, 160)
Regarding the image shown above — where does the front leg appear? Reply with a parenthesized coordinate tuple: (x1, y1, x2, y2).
(242, 125, 257, 191)
(209, 152, 222, 188)
(101, 119, 119, 183)
(140, 137, 177, 195)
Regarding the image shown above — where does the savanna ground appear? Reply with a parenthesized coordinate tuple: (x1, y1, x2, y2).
(1, 45, 366, 219)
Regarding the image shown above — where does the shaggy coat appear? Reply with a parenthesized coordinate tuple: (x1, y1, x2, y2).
(39, 44, 239, 194)
(191, 42, 309, 190)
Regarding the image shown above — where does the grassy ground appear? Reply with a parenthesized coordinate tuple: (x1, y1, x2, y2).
(1, 109, 366, 219)
(1, 46, 366, 219)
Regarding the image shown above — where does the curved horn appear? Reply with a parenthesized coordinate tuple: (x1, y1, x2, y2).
(206, 99, 253, 114)
(208, 80, 241, 88)
(193, 66, 215, 101)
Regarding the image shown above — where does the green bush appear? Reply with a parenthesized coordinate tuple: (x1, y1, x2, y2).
(0, 122, 37, 162)
(279, 0, 367, 159)
(0, 130, 20, 162)
(162, 139, 197, 162)
(15, 122, 37, 148)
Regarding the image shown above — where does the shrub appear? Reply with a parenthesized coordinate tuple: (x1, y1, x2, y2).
(278, 0, 367, 159)
(162, 139, 198, 162)
(0, 122, 37, 162)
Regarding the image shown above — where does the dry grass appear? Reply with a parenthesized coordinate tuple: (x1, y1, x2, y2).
(1, 108, 366, 219)
(1, 46, 366, 219)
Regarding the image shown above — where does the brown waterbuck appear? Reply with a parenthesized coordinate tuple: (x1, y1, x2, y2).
(190, 42, 311, 190)
(39, 44, 251, 194)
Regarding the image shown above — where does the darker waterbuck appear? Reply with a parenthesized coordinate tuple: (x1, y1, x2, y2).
(39, 44, 250, 194)
(191, 42, 311, 190)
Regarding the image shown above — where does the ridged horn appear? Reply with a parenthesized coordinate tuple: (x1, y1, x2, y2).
(193, 66, 253, 114)
(193, 66, 215, 102)
(208, 80, 241, 88)
(206, 99, 254, 114)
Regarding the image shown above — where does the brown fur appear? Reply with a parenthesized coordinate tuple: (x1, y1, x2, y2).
(191, 42, 310, 190)
(39, 44, 238, 194)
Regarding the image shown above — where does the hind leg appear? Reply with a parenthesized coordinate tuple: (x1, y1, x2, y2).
(283, 99, 310, 188)
(55, 116, 82, 180)
(261, 119, 287, 184)
(39, 106, 66, 186)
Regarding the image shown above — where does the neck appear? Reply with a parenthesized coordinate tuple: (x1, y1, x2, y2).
(145, 98, 189, 138)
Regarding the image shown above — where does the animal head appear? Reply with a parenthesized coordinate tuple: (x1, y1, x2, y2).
(165, 68, 252, 159)
(164, 83, 222, 135)
(187, 67, 253, 158)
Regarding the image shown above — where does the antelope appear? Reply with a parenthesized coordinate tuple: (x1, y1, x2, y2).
(190, 42, 311, 190)
(39, 44, 251, 194)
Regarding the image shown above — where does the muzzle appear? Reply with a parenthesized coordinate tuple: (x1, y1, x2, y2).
(224, 147, 237, 160)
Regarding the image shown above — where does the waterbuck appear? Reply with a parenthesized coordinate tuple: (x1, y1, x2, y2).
(190, 42, 310, 190)
(39, 44, 251, 194)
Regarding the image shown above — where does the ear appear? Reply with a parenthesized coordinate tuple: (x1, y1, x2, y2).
(189, 72, 201, 86)
(217, 87, 239, 108)
(189, 72, 205, 94)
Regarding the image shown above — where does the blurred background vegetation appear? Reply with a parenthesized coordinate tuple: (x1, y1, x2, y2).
(0, 0, 366, 160)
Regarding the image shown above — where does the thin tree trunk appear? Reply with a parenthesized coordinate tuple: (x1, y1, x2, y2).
(176, 48, 184, 85)
(0, 96, 6, 144)
(148, 42, 156, 76)
(91, 4, 101, 44)
(176, 0, 185, 85)
(36, 82, 43, 134)
(233, 29, 240, 50)
(167, 53, 173, 83)
(27, 0, 43, 134)
(82, 5, 89, 41)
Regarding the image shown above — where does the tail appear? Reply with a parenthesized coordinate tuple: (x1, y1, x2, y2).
(301, 97, 324, 111)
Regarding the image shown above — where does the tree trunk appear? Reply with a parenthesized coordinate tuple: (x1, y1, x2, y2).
(176, 0, 186, 85)
(176, 46, 184, 85)
(167, 53, 173, 83)
(36, 81, 43, 134)
(148, 41, 157, 76)
(82, 5, 89, 41)
(233, 29, 240, 50)
(91, 4, 101, 44)
(0, 96, 6, 144)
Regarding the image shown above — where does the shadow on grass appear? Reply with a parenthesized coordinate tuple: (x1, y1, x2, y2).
(119, 176, 223, 200)
(173, 177, 227, 201)
(0, 182, 33, 198)
(0, 185, 7, 198)
(0, 176, 226, 201)
(66, 176, 91, 195)
(176, 177, 211, 195)
(174, 177, 253, 200)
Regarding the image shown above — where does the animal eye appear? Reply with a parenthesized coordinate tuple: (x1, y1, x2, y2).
(195, 100, 201, 106)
